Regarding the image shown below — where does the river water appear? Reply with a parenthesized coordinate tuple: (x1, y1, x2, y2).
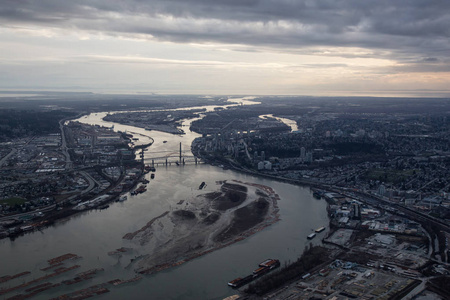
(259, 114, 299, 132)
(0, 97, 328, 300)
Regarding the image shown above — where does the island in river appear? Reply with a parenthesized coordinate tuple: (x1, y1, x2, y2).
(123, 180, 280, 275)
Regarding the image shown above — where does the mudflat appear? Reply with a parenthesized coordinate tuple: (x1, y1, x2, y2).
(122, 180, 280, 275)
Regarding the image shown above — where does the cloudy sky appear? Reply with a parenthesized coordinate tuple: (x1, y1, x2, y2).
(1, 0, 450, 96)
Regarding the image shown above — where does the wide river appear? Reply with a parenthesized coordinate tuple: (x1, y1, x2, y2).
(0, 98, 328, 300)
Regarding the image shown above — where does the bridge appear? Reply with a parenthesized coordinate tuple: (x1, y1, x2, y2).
(140, 142, 202, 166)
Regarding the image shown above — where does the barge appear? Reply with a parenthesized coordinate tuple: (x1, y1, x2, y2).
(227, 259, 280, 288)
(307, 233, 316, 239)
(227, 275, 253, 288)
(131, 185, 147, 195)
(315, 226, 326, 233)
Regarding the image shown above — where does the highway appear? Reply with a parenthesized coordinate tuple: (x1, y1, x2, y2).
(59, 119, 73, 170)
(78, 171, 101, 194)
(0, 204, 56, 222)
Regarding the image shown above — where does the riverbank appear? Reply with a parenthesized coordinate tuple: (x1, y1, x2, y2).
(103, 109, 206, 135)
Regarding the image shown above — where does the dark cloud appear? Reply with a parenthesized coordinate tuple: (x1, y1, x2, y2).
(1, 0, 450, 62)
(422, 57, 439, 62)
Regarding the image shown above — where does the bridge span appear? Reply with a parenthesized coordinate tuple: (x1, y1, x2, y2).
(144, 155, 201, 166)
(140, 142, 202, 166)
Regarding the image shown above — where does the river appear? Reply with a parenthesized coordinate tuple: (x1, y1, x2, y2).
(259, 114, 299, 132)
(0, 97, 328, 300)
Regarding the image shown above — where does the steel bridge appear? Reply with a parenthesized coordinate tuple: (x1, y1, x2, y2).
(140, 142, 202, 166)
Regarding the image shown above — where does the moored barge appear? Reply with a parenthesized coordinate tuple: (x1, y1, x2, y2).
(315, 226, 326, 233)
(307, 233, 316, 239)
(227, 259, 280, 288)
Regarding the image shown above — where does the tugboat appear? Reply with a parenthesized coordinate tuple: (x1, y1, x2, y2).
(144, 165, 156, 172)
(312, 189, 323, 199)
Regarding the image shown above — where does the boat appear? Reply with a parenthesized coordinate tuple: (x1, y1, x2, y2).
(307, 233, 316, 239)
(144, 165, 156, 172)
(258, 259, 280, 269)
(132, 185, 147, 195)
(315, 226, 326, 233)
(253, 266, 269, 277)
(20, 225, 34, 232)
(312, 189, 323, 199)
(199, 182, 206, 189)
(137, 185, 147, 193)
(119, 196, 127, 202)
(150, 173, 155, 179)
(163, 141, 167, 143)
(227, 275, 253, 288)
(227, 259, 280, 288)
(227, 277, 242, 287)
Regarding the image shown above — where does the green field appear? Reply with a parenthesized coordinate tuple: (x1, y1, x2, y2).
(0, 197, 27, 206)
(364, 169, 419, 184)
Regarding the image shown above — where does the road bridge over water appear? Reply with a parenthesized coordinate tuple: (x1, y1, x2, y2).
(140, 142, 202, 166)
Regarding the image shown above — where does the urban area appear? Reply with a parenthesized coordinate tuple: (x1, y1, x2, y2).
(0, 94, 449, 300)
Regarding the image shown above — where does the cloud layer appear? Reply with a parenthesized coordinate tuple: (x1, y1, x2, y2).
(2, 1, 450, 59)
(1, 0, 449, 95)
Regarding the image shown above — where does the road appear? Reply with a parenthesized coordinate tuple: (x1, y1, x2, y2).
(78, 171, 99, 195)
(0, 148, 16, 168)
(0, 205, 56, 222)
(59, 119, 72, 170)
(403, 279, 426, 300)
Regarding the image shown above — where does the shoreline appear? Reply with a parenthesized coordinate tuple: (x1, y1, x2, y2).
(1, 111, 157, 240)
